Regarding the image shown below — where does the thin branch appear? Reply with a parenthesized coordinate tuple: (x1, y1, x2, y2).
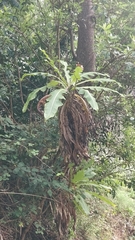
(57, 19, 61, 68)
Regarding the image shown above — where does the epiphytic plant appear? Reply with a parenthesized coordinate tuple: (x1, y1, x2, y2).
(21, 49, 121, 165)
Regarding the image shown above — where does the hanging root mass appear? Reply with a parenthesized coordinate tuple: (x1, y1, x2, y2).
(59, 93, 93, 165)
(55, 192, 76, 237)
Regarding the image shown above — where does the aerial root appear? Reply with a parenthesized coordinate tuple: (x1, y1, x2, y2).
(55, 192, 76, 237)
(59, 93, 93, 165)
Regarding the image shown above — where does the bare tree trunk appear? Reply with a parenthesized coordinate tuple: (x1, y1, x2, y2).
(76, 0, 96, 72)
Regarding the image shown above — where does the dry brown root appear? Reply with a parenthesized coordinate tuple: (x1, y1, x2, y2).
(59, 93, 93, 165)
(37, 94, 50, 115)
(55, 192, 76, 237)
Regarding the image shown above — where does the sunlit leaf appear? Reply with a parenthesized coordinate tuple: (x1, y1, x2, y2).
(78, 88, 99, 111)
(74, 195, 90, 214)
(80, 72, 109, 79)
(87, 191, 116, 207)
(40, 48, 67, 86)
(80, 190, 115, 207)
(77, 78, 121, 87)
(60, 60, 71, 86)
(72, 170, 88, 184)
(44, 89, 67, 120)
(20, 72, 55, 81)
(22, 86, 47, 113)
(80, 86, 123, 96)
(47, 80, 60, 88)
(71, 65, 83, 84)
(56, 172, 64, 177)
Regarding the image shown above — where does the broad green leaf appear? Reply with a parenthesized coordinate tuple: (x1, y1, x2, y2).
(81, 190, 115, 207)
(74, 195, 89, 214)
(78, 88, 99, 111)
(76, 78, 121, 87)
(20, 72, 56, 81)
(72, 170, 88, 184)
(47, 80, 60, 88)
(80, 72, 109, 79)
(22, 86, 47, 113)
(40, 48, 67, 86)
(75, 181, 112, 190)
(99, 184, 112, 190)
(60, 60, 71, 86)
(71, 65, 83, 84)
(79, 86, 123, 96)
(44, 89, 67, 120)
(82, 190, 92, 199)
(87, 191, 115, 207)
(78, 182, 112, 191)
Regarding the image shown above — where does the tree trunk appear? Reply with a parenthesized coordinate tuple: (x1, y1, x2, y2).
(76, 0, 96, 72)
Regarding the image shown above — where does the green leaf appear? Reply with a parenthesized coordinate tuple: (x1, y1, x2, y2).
(72, 170, 88, 184)
(22, 86, 47, 113)
(81, 190, 115, 207)
(71, 65, 83, 84)
(44, 89, 67, 120)
(40, 48, 67, 86)
(74, 195, 89, 214)
(20, 72, 55, 81)
(47, 80, 60, 88)
(87, 191, 116, 207)
(56, 172, 64, 177)
(78, 88, 99, 111)
(77, 78, 121, 87)
(80, 72, 110, 79)
(91, 78, 121, 86)
(60, 60, 71, 86)
(81, 86, 123, 95)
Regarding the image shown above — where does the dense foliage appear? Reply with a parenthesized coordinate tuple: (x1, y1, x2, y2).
(1, 0, 135, 239)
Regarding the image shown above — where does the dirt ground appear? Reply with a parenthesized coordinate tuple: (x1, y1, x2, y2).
(109, 213, 135, 240)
